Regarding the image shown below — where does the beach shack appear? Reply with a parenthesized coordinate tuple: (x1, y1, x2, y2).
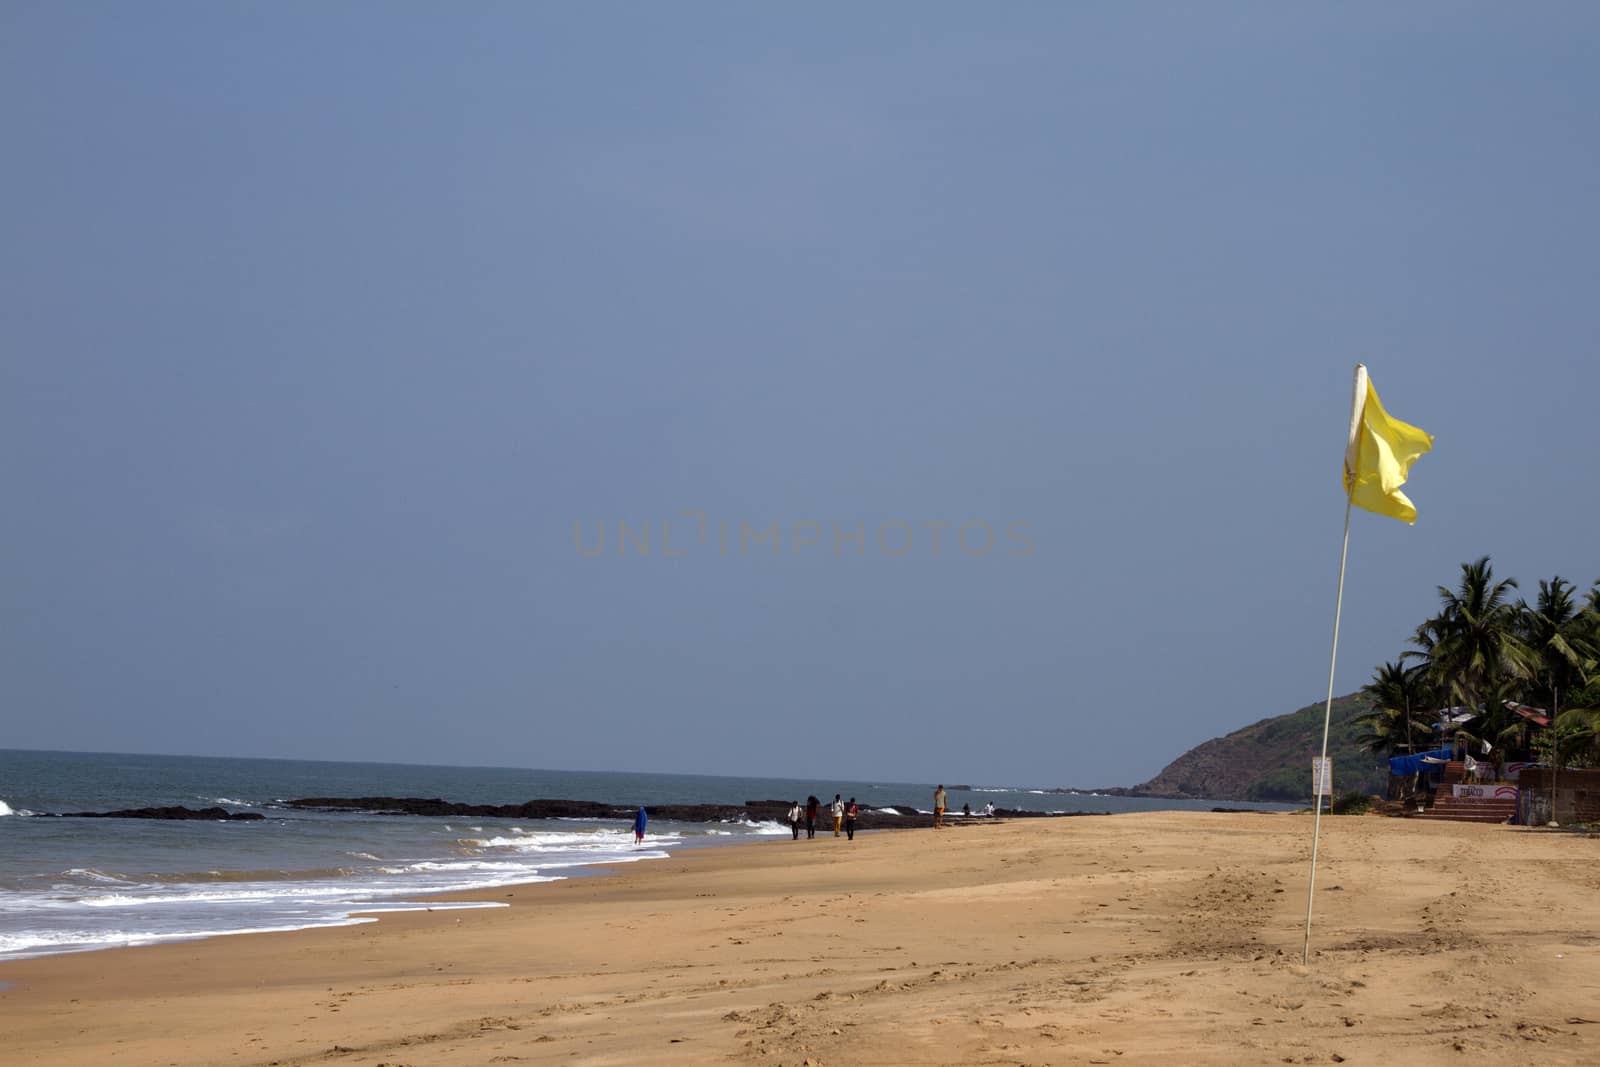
(1384, 708, 1527, 823)
(1386, 747, 1453, 805)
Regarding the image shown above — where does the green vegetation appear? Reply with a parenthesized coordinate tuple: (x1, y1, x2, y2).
(1331, 791, 1372, 815)
(1239, 694, 1386, 801)
(1355, 558, 1600, 769)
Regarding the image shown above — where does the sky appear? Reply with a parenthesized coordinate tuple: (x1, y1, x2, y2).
(3, 3, 1597, 788)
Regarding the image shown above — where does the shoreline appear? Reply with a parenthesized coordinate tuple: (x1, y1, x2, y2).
(0, 819, 761, 965)
(0, 818, 989, 965)
(1, 808, 1100, 965)
(4, 811, 1598, 1065)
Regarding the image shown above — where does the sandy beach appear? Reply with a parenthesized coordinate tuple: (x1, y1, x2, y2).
(3, 811, 1597, 1066)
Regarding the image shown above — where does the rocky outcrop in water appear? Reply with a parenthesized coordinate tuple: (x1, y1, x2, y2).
(287, 797, 625, 819)
(58, 806, 265, 821)
(282, 796, 1107, 830)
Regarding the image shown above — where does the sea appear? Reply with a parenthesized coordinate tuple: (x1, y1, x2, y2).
(0, 749, 1290, 963)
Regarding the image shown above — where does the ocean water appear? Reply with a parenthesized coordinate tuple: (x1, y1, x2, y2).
(0, 749, 1288, 962)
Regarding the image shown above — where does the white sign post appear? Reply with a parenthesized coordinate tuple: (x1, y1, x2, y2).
(1311, 757, 1332, 807)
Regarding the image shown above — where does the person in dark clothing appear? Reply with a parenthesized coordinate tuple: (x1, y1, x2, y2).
(845, 798, 859, 841)
(805, 795, 819, 839)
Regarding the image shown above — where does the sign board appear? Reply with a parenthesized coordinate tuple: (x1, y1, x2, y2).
(1452, 784, 1518, 800)
(1311, 757, 1333, 797)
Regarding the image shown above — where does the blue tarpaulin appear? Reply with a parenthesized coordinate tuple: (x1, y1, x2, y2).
(1388, 747, 1454, 776)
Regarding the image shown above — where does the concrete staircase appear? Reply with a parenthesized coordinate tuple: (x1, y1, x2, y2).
(1414, 761, 1515, 824)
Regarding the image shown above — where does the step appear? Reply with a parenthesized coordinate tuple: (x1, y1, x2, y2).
(1429, 804, 1516, 815)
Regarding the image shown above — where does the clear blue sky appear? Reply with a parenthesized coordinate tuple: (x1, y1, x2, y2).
(3, 3, 1596, 787)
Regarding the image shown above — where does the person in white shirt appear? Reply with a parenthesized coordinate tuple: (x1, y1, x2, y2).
(787, 801, 803, 840)
(831, 794, 845, 837)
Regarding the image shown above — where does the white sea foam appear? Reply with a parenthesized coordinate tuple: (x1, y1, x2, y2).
(61, 868, 129, 883)
(0, 918, 376, 960)
(387, 853, 668, 874)
(3, 836, 662, 963)
(471, 829, 683, 851)
(393, 860, 545, 874)
(870, 808, 902, 815)
(0, 799, 13, 816)
(340, 901, 507, 916)
(82, 884, 378, 907)
(520, 851, 669, 869)
(0, 901, 515, 962)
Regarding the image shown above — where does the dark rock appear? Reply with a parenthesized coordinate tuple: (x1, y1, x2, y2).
(281, 796, 1110, 830)
(59, 806, 265, 821)
(871, 805, 924, 816)
(286, 797, 624, 819)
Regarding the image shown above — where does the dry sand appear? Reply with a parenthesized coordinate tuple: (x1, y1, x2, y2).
(3, 811, 1598, 1066)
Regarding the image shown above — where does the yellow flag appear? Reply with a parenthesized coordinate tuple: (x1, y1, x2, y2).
(1342, 365, 1434, 524)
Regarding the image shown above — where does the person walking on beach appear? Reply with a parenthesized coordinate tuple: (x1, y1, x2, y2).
(805, 796, 819, 839)
(831, 794, 844, 838)
(787, 800, 803, 840)
(933, 784, 947, 830)
(632, 805, 648, 845)
(845, 798, 859, 841)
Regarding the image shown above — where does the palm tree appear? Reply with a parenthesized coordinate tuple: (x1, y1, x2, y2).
(1411, 557, 1534, 747)
(1550, 707, 1600, 769)
(1356, 660, 1435, 756)
(1522, 575, 1598, 728)
(1576, 581, 1600, 710)
(1521, 579, 1600, 807)
(1518, 577, 1597, 714)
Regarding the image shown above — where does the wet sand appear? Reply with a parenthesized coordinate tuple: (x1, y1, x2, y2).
(3, 811, 1598, 1065)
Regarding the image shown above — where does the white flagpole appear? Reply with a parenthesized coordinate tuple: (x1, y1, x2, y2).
(1303, 498, 1352, 963)
(1303, 364, 1367, 964)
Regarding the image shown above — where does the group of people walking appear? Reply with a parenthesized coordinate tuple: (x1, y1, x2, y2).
(787, 794, 859, 840)
(784, 786, 994, 840)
